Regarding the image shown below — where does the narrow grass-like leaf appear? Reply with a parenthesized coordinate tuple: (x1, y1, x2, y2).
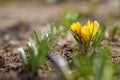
(101, 24, 107, 34)
(37, 39, 49, 67)
(101, 61, 113, 80)
(18, 47, 27, 66)
(93, 47, 112, 80)
(74, 54, 93, 78)
(110, 25, 120, 38)
(34, 30, 41, 44)
(28, 40, 38, 73)
(92, 31, 103, 47)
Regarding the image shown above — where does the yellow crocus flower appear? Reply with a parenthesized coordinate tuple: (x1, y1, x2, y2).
(71, 20, 99, 42)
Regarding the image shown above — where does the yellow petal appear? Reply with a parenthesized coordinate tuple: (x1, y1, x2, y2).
(86, 20, 91, 28)
(80, 27, 89, 42)
(89, 22, 94, 35)
(85, 20, 93, 36)
(93, 21, 99, 36)
(71, 22, 81, 34)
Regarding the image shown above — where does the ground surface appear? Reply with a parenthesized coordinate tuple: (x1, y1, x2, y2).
(0, 1, 120, 80)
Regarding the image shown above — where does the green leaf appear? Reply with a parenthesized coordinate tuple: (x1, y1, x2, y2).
(101, 61, 113, 80)
(34, 30, 41, 44)
(101, 24, 107, 34)
(92, 31, 103, 47)
(18, 47, 27, 66)
(28, 40, 38, 73)
(74, 54, 93, 78)
(37, 40, 49, 67)
(110, 25, 120, 38)
(93, 47, 113, 80)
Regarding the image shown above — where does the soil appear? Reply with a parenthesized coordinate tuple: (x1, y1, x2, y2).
(0, 1, 120, 80)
